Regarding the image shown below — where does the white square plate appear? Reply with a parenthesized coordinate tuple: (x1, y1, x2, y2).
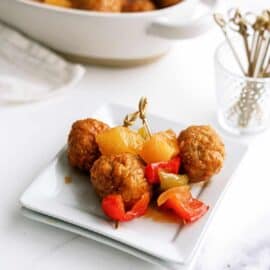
(21, 207, 198, 270)
(20, 104, 248, 264)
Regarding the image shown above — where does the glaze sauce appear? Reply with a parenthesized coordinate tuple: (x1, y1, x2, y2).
(145, 206, 180, 224)
(64, 176, 72, 184)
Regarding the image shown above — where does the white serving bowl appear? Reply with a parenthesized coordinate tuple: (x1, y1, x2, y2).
(0, 0, 218, 66)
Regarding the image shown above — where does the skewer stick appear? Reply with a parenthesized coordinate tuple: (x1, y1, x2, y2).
(238, 22, 251, 75)
(250, 18, 263, 75)
(250, 16, 267, 76)
(250, 31, 260, 75)
(260, 15, 270, 77)
(119, 110, 142, 229)
(263, 11, 270, 73)
(232, 10, 252, 75)
(243, 30, 251, 74)
(243, 11, 258, 75)
(237, 19, 251, 75)
(214, 13, 246, 75)
(117, 97, 152, 229)
(252, 31, 265, 77)
(123, 111, 140, 128)
(138, 97, 152, 137)
(262, 58, 270, 76)
(249, 34, 256, 75)
(255, 34, 270, 77)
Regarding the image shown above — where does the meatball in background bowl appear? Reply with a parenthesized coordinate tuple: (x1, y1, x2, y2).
(0, 0, 217, 66)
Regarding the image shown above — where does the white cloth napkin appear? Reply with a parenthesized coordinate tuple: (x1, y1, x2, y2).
(0, 22, 85, 103)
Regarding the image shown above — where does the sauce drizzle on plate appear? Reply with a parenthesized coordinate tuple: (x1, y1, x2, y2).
(64, 176, 72, 184)
(145, 206, 180, 224)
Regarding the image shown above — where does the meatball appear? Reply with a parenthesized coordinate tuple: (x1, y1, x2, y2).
(91, 153, 151, 208)
(155, 0, 182, 8)
(122, 0, 155, 12)
(75, 0, 122, 12)
(67, 118, 109, 172)
(178, 125, 225, 182)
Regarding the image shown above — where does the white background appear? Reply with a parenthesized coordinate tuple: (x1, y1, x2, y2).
(1, 0, 270, 269)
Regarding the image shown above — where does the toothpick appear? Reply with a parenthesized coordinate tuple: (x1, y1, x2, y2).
(262, 58, 270, 76)
(231, 9, 252, 75)
(237, 20, 251, 75)
(255, 33, 270, 77)
(250, 30, 259, 75)
(138, 97, 152, 137)
(123, 111, 139, 128)
(214, 13, 246, 75)
(260, 13, 270, 77)
(250, 15, 267, 76)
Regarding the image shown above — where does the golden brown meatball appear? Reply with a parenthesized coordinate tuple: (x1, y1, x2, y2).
(67, 118, 109, 172)
(122, 0, 155, 12)
(75, 0, 122, 12)
(178, 125, 225, 182)
(155, 0, 182, 8)
(90, 153, 151, 208)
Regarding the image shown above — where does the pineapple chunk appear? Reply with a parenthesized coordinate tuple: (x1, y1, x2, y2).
(96, 126, 144, 156)
(140, 130, 180, 163)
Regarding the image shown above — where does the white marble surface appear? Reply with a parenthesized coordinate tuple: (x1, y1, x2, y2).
(1, 0, 270, 269)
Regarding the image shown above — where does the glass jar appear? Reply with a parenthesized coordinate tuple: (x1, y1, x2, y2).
(215, 40, 270, 135)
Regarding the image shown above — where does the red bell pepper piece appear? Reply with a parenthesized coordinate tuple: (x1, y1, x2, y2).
(145, 156, 181, 184)
(102, 192, 150, 222)
(157, 186, 209, 223)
